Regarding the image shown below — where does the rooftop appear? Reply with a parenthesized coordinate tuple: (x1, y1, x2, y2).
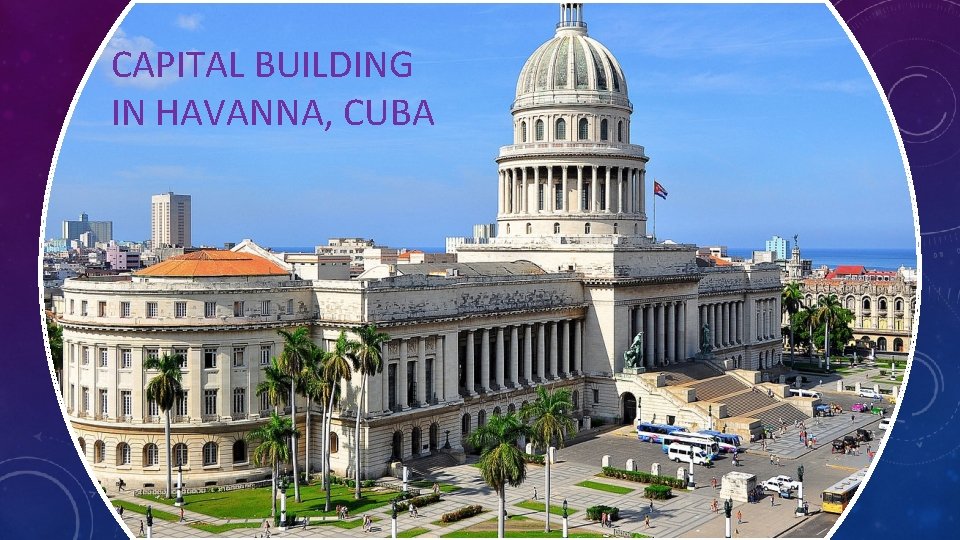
(134, 250, 289, 278)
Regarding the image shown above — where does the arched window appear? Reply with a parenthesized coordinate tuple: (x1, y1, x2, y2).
(578, 118, 589, 140)
(493, 406, 502, 416)
(461, 413, 471, 437)
(535, 119, 544, 141)
(600, 119, 608, 140)
(862, 298, 871, 310)
(846, 297, 855, 310)
(143, 443, 158, 467)
(895, 298, 903, 311)
(505, 224, 511, 235)
(477, 409, 487, 427)
(555, 118, 566, 140)
(202, 442, 218, 466)
(507, 403, 516, 414)
(613, 223, 618, 234)
(526, 223, 532, 234)
(877, 337, 887, 351)
(584, 223, 591, 234)
(232, 440, 247, 463)
(521, 121, 527, 142)
(329, 432, 339, 454)
(572, 390, 580, 410)
(116, 443, 131, 466)
(553, 223, 560, 234)
(173, 443, 188, 466)
(94, 440, 105, 463)
(878, 298, 887, 310)
(78, 437, 86, 456)
(617, 120, 623, 142)
(894, 338, 904, 352)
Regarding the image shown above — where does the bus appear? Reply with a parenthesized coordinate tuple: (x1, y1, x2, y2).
(636, 422, 688, 443)
(684, 432, 739, 454)
(660, 433, 720, 459)
(821, 467, 869, 514)
(697, 430, 742, 449)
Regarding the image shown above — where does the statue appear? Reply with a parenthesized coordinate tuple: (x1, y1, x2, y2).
(700, 323, 713, 354)
(623, 332, 643, 368)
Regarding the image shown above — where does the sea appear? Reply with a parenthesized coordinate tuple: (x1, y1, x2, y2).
(271, 245, 917, 271)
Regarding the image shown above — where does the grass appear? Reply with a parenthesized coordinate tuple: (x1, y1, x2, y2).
(139, 483, 399, 520)
(575, 480, 634, 495)
(398, 527, 432, 537)
(189, 522, 261, 534)
(514, 500, 577, 516)
(442, 517, 608, 538)
(410, 480, 461, 493)
(431, 510, 489, 526)
(114, 500, 180, 522)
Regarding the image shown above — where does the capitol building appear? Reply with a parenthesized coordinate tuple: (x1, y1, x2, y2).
(59, 4, 789, 490)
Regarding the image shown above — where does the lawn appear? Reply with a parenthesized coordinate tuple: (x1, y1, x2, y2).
(575, 480, 634, 495)
(398, 526, 432, 537)
(189, 522, 261, 534)
(515, 500, 578, 516)
(114, 500, 179, 522)
(410, 480, 461, 493)
(139, 483, 399, 520)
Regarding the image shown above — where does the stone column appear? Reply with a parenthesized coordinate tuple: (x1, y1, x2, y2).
(443, 333, 460, 402)
(465, 331, 475, 395)
(666, 302, 675, 363)
(737, 301, 743, 344)
(549, 322, 559, 379)
(724, 302, 731, 347)
(590, 166, 599, 212)
(656, 303, 666, 365)
(480, 329, 491, 392)
(562, 319, 571, 376)
(618, 168, 625, 213)
(714, 303, 722, 348)
(399, 339, 408, 409)
(678, 301, 687, 360)
(604, 167, 612, 213)
(548, 166, 555, 212)
(574, 319, 582, 374)
(537, 323, 546, 381)
(417, 337, 426, 406)
(576, 166, 584, 212)
(706, 304, 714, 347)
(510, 326, 520, 386)
(381, 343, 390, 410)
(523, 325, 533, 384)
(495, 327, 505, 389)
(645, 305, 655, 368)
(561, 166, 569, 212)
(639, 169, 646, 216)
(534, 167, 542, 213)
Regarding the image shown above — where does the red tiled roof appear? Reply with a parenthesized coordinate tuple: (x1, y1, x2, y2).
(833, 265, 866, 275)
(135, 250, 288, 277)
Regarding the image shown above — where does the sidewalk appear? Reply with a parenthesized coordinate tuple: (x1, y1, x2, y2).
(677, 493, 816, 538)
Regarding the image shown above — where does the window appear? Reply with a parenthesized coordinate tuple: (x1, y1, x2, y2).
(120, 390, 132, 417)
(81, 347, 89, 365)
(555, 183, 563, 210)
(173, 443, 188, 466)
(144, 443, 159, 467)
(617, 120, 623, 142)
(145, 347, 159, 363)
(94, 440, 105, 463)
(202, 442, 218, 466)
(233, 301, 244, 317)
(204, 301, 216, 318)
(877, 337, 888, 351)
(119, 301, 130, 318)
(521, 121, 527, 142)
(554, 223, 561, 234)
(69, 344, 75, 364)
(117, 443, 131, 466)
(81, 387, 89, 413)
(879, 298, 888, 310)
(535, 119, 544, 141)
(555, 118, 566, 140)
(148, 399, 159, 417)
(81, 301, 88, 316)
(204, 348, 217, 369)
(98, 348, 108, 368)
(593, 389, 600, 404)
(260, 300, 269, 316)
(146, 302, 158, 318)
(863, 298, 871, 310)
(232, 347, 245, 367)
(538, 183, 544, 210)
(600, 119, 608, 140)
(98, 301, 106, 317)
(78, 437, 86, 455)
(526, 223, 532, 234)
(895, 298, 904, 311)
(175, 391, 188, 417)
(329, 433, 339, 454)
(174, 347, 188, 369)
(70, 384, 75, 410)
(175, 301, 187, 318)
(286, 299, 294, 314)
(98, 389, 108, 417)
(585, 223, 591, 234)
(204, 389, 218, 416)
(260, 345, 271, 366)
(260, 392, 271, 413)
(120, 349, 131, 369)
(69, 299, 74, 315)
(233, 388, 245, 415)
(578, 118, 589, 140)
(232, 440, 247, 463)
(613, 222, 619, 234)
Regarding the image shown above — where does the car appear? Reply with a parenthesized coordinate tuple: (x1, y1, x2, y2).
(870, 405, 886, 416)
(761, 475, 798, 492)
(859, 388, 882, 400)
(850, 402, 870, 412)
(878, 419, 891, 430)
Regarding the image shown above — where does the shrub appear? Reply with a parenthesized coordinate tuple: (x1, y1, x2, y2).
(394, 493, 441, 512)
(644, 484, 672, 500)
(586, 505, 619, 521)
(600, 467, 687, 489)
(523, 453, 545, 465)
(440, 505, 483, 523)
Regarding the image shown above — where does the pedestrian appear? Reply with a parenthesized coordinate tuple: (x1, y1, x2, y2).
(770, 454, 775, 465)
(736, 510, 742, 524)
(819, 379, 823, 386)
(645, 515, 650, 528)
(262, 519, 271, 538)
(771, 495, 775, 507)
(777, 456, 782, 467)
(433, 482, 440, 496)
(138, 520, 144, 537)
(649, 500, 654, 513)
(533, 487, 538, 500)
(601, 512, 607, 527)
(118, 505, 124, 516)
(179, 507, 185, 523)
(711, 476, 717, 489)
(852, 414, 855, 423)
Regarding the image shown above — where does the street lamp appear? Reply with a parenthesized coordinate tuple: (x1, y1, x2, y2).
(391, 499, 398, 539)
(279, 478, 288, 530)
(688, 456, 696, 490)
(723, 498, 732, 539)
(145, 505, 153, 539)
(174, 464, 184, 507)
(562, 499, 569, 539)
(796, 465, 805, 516)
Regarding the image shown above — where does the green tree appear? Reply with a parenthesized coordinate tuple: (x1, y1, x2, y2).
(781, 283, 803, 361)
(322, 331, 354, 509)
(256, 357, 291, 416)
(277, 326, 313, 502)
(520, 387, 574, 532)
(469, 413, 531, 539)
(248, 413, 298, 517)
(299, 343, 327, 483)
(45, 316, 63, 385)
(348, 324, 390, 500)
(813, 294, 845, 369)
(793, 304, 818, 356)
(144, 353, 184, 499)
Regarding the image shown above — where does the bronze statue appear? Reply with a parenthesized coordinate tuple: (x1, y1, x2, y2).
(700, 323, 713, 354)
(624, 332, 644, 368)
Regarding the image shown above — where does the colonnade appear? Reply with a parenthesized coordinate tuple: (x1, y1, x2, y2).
(698, 300, 744, 350)
(379, 335, 450, 413)
(755, 298, 777, 341)
(498, 165, 643, 216)
(461, 319, 583, 396)
(627, 301, 687, 367)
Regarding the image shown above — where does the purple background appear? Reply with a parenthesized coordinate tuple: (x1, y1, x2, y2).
(1, 1, 958, 537)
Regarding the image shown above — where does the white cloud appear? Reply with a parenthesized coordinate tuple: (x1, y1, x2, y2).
(176, 14, 203, 31)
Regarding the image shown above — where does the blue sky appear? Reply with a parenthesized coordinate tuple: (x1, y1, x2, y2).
(48, 3, 915, 251)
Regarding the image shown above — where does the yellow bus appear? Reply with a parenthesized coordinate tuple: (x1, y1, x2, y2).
(821, 467, 869, 514)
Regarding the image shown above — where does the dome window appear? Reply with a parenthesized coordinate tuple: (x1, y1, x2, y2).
(535, 120, 544, 141)
(554, 223, 561, 234)
(578, 118, 589, 140)
(617, 121, 623, 142)
(521, 121, 527, 143)
(506, 224, 511, 234)
(613, 222, 618, 234)
(526, 223, 532, 234)
(584, 222, 591, 234)
(555, 118, 566, 140)
(600, 119, 608, 141)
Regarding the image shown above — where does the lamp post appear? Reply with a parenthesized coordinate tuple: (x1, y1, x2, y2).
(796, 465, 805, 516)
(709, 405, 713, 431)
(688, 456, 695, 490)
(146, 505, 153, 539)
(279, 478, 288, 530)
(391, 499, 398, 539)
(562, 499, 569, 539)
(174, 464, 184, 507)
(723, 498, 732, 539)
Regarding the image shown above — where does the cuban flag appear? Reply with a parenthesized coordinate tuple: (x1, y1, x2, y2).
(654, 181, 668, 199)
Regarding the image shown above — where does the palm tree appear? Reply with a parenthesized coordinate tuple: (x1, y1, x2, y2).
(277, 326, 313, 502)
(348, 324, 390, 500)
(795, 304, 817, 357)
(299, 344, 326, 483)
(813, 294, 844, 370)
(520, 387, 574, 532)
(256, 357, 291, 416)
(45, 316, 63, 387)
(781, 283, 803, 362)
(144, 353, 184, 499)
(248, 413, 297, 517)
(469, 413, 531, 539)
(323, 331, 354, 509)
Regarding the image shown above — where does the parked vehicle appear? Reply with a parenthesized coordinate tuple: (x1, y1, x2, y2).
(878, 419, 891, 430)
(850, 402, 871, 412)
(667, 443, 712, 465)
(856, 428, 872, 442)
(858, 388, 882, 400)
(761, 475, 798, 493)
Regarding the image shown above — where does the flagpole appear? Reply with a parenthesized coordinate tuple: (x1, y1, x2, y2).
(653, 179, 657, 242)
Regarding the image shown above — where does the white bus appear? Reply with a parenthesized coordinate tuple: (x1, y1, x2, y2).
(682, 431, 739, 454)
(660, 433, 720, 459)
(667, 443, 711, 465)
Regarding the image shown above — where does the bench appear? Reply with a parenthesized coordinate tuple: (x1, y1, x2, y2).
(613, 526, 632, 537)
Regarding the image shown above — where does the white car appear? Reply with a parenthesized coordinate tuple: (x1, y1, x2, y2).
(761, 475, 798, 492)
(859, 388, 882, 400)
(878, 419, 891, 430)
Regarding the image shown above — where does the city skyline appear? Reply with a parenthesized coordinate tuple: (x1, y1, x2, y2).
(48, 3, 915, 250)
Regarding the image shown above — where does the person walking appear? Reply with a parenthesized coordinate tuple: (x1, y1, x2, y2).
(711, 476, 717, 489)
(645, 514, 651, 528)
(533, 487, 538, 500)
(771, 495, 775, 507)
(263, 519, 271, 538)
(736, 510, 742, 524)
(179, 507, 185, 523)
(433, 482, 440, 496)
(777, 455, 782, 467)
(138, 520, 144, 537)
(770, 454, 775, 465)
